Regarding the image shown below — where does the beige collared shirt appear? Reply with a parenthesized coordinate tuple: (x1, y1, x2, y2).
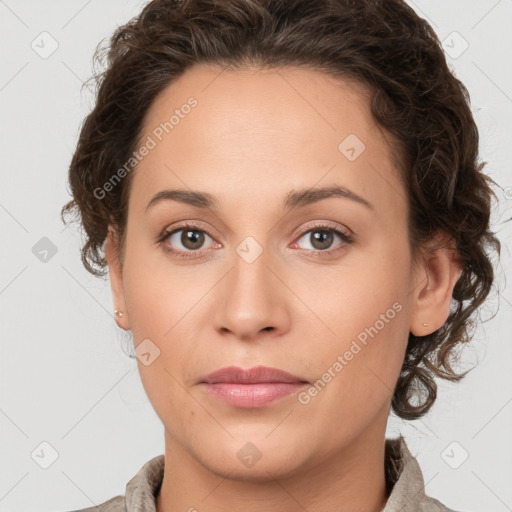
(71, 436, 459, 511)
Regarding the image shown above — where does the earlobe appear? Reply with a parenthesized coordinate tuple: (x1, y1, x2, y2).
(105, 227, 130, 330)
(410, 235, 461, 337)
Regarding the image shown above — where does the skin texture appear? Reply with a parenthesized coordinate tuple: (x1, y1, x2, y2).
(105, 64, 461, 512)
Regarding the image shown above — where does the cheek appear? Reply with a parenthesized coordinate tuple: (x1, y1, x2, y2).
(121, 228, 200, 337)
(307, 231, 411, 333)
(120, 236, 211, 383)
(122, 257, 201, 429)
(304, 232, 413, 390)
(296, 279, 411, 449)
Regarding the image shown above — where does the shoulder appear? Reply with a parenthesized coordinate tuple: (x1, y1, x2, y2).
(383, 436, 463, 512)
(66, 454, 165, 512)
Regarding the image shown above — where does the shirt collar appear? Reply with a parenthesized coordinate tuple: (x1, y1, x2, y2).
(123, 436, 452, 512)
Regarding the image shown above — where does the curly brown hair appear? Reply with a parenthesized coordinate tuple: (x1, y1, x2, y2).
(61, 0, 501, 420)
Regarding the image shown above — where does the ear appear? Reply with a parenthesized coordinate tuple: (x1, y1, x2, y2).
(105, 227, 130, 331)
(410, 232, 462, 337)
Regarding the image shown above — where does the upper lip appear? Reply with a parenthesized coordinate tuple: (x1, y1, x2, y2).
(201, 365, 308, 384)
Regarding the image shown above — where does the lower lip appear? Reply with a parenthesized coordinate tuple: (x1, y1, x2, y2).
(200, 382, 308, 408)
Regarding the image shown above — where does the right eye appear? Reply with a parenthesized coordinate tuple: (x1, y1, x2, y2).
(157, 223, 221, 259)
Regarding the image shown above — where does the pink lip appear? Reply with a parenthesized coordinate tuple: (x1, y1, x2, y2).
(201, 365, 307, 384)
(199, 366, 309, 408)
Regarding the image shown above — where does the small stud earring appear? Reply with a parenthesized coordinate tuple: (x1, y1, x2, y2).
(423, 323, 429, 326)
(114, 309, 124, 318)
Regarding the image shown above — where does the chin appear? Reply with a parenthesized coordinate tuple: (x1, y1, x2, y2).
(206, 454, 308, 483)
(194, 435, 311, 482)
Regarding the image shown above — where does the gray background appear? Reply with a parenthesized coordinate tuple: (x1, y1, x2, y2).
(0, 1, 511, 511)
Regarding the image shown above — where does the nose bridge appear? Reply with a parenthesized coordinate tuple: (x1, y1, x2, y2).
(213, 235, 290, 339)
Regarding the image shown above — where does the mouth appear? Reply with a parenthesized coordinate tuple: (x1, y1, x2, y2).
(199, 365, 309, 408)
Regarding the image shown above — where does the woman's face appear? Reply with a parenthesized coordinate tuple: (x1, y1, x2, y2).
(108, 64, 425, 478)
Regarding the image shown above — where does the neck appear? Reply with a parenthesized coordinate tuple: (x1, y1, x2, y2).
(156, 417, 390, 512)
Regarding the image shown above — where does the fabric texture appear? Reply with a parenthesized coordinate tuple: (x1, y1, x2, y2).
(69, 436, 459, 512)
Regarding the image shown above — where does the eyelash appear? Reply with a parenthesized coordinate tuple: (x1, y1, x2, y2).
(156, 222, 354, 260)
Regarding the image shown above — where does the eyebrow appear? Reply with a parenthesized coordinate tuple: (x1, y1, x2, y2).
(145, 185, 374, 213)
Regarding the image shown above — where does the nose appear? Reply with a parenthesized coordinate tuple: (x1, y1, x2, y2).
(213, 244, 291, 341)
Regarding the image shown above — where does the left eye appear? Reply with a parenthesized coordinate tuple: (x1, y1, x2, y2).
(293, 227, 350, 252)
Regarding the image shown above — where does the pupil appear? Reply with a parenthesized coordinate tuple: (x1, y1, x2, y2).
(312, 230, 332, 250)
(182, 230, 204, 249)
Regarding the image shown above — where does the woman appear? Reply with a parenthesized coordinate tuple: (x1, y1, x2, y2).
(61, 0, 501, 510)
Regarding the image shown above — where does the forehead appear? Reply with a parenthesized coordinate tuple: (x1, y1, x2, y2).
(142, 64, 376, 147)
(130, 64, 405, 217)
